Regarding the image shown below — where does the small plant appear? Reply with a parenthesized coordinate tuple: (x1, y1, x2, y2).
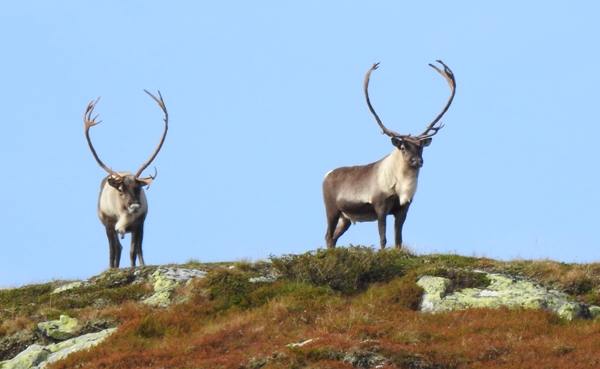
(183, 258, 203, 267)
(269, 246, 414, 294)
(199, 267, 281, 313)
(0, 315, 36, 336)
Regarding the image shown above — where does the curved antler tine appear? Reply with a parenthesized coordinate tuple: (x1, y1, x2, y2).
(135, 90, 168, 179)
(137, 167, 157, 189)
(144, 89, 166, 110)
(84, 97, 123, 182)
(428, 60, 455, 90)
(418, 60, 456, 139)
(364, 63, 405, 138)
(84, 97, 102, 128)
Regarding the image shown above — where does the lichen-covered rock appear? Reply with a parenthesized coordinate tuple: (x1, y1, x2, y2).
(343, 350, 386, 368)
(1, 345, 49, 369)
(1, 329, 116, 369)
(37, 315, 78, 340)
(416, 276, 451, 300)
(51, 282, 83, 294)
(589, 305, 600, 319)
(417, 273, 595, 320)
(0, 330, 39, 366)
(142, 268, 207, 307)
(41, 328, 116, 368)
(249, 272, 279, 283)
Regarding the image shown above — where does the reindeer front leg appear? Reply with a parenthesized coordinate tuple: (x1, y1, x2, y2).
(376, 214, 387, 249)
(130, 223, 145, 267)
(114, 213, 133, 239)
(393, 203, 411, 249)
(105, 225, 123, 268)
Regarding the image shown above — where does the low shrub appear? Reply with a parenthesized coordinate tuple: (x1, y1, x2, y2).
(269, 246, 415, 294)
(201, 267, 281, 314)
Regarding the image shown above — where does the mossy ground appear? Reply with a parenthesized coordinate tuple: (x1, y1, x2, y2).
(2, 247, 600, 368)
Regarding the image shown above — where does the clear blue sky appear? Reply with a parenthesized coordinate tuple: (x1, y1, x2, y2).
(1, 2, 599, 287)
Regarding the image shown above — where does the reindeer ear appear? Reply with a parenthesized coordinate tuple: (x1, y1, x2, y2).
(421, 138, 432, 147)
(107, 177, 122, 190)
(391, 137, 403, 148)
(137, 178, 153, 188)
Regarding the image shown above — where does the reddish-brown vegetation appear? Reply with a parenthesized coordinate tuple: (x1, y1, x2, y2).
(48, 253, 600, 369)
(4, 248, 600, 368)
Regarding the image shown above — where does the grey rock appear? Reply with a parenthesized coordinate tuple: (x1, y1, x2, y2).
(1, 345, 49, 369)
(249, 272, 279, 283)
(142, 267, 207, 307)
(51, 282, 83, 294)
(1, 329, 116, 369)
(417, 273, 598, 320)
(37, 315, 78, 340)
(40, 329, 116, 368)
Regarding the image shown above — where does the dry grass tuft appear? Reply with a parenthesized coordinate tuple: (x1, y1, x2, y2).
(0, 315, 36, 336)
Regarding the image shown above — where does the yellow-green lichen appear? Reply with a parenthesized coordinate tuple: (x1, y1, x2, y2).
(417, 274, 594, 320)
(37, 315, 79, 340)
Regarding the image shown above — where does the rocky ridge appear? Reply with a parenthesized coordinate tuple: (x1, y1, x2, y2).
(1, 261, 599, 368)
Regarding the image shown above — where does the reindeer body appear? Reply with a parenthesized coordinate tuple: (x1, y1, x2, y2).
(324, 138, 427, 249)
(323, 61, 455, 249)
(98, 172, 148, 268)
(84, 90, 168, 268)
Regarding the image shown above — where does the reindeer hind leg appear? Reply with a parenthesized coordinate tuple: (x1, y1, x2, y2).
(325, 210, 343, 249)
(332, 216, 351, 246)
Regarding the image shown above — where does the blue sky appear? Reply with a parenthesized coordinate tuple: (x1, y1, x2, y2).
(1, 2, 599, 287)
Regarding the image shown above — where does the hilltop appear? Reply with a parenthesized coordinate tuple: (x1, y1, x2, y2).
(2, 246, 600, 368)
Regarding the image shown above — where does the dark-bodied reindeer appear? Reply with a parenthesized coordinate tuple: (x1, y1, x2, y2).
(323, 61, 455, 249)
(84, 90, 168, 268)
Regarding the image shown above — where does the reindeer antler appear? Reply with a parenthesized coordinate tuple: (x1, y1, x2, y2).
(363, 61, 456, 142)
(416, 60, 456, 140)
(364, 62, 406, 139)
(84, 97, 124, 183)
(134, 90, 168, 187)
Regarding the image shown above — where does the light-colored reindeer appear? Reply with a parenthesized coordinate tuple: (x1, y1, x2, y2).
(322, 61, 455, 249)
(84, 90, 168, 268)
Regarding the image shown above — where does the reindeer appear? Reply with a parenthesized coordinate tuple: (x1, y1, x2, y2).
(84, 90, 168, 268)
(322, 61, 455, 249)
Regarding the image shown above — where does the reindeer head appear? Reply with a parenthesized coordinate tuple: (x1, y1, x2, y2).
(84, 90, 168, 203)
(105, 172, 153, 214)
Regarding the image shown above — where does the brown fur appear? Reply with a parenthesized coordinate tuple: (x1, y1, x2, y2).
(323, 61, 455, 249)
(84, 90, 168, 269)
(98, 173, 148, 268)
(323, 138, 427, 249)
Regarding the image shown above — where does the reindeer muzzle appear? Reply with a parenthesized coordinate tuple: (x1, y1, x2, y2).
(410, 157, 423, 168)
(128, 203, 141, 214)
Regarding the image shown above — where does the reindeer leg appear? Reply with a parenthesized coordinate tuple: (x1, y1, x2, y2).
(131, 223, 145, 267)
(376, 215, 387, 250)
(105, 225, 123, 268)
(325, 210, 342, 249)
(393, 203, 411, 249)
(332, 217, 351, 246)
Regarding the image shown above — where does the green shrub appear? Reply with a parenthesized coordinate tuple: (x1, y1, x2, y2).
(203, 268, 280, 313)
(269, 246, 415, 294)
